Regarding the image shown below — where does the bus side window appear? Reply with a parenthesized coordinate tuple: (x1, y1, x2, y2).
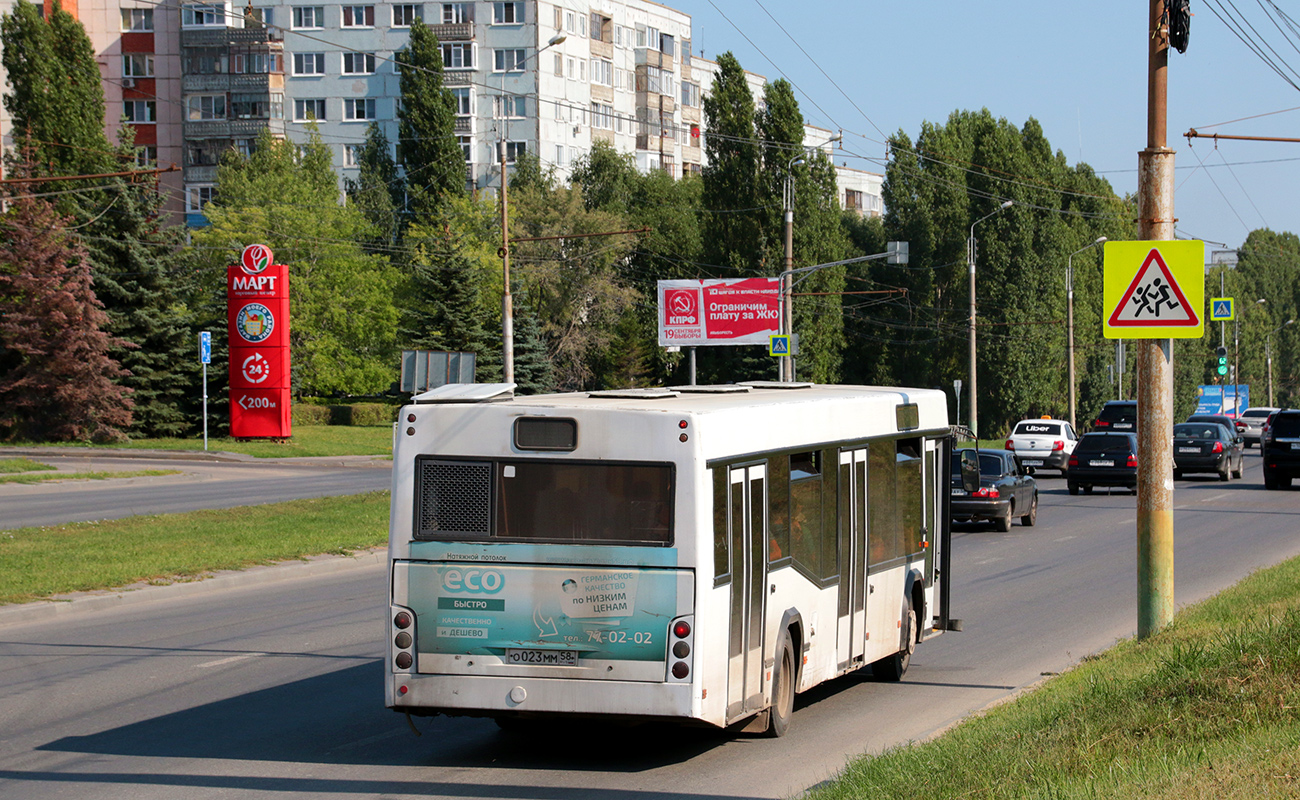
(868, 440, 897, 565)
(896, 438, 924, 557)
(769, 457, 789, 562)
(820, 447, 838, 579)
(790, 451, 822, 577)
(712, 467, 729, 583)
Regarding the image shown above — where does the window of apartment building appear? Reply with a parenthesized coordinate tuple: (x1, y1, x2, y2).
(660, 33, 674, 58)
(492, 2, 521, 24)
(392, 4, 421, 27)
(844, 189, 863, 212)
(124, 100, 156, 122)
(564, 11, 576, 33)
(342, 5, 374, 27)
(578, 59, 585, 81)
(120, 8, 153, 30)
(565, 57, 575, 79)
(232, 92, 281, 118)
(122, 54, 154, 78)
(554, 98, 564, 120)
(441, 43, 474, 69)
(660, 154, 675, 177)
(294, 98, 326, 120)
(554, 53, 563, 77)
(501, 140, 526, 164)
(681, 81, 700, 108)
(293, 53, 326, 75)
(578, 13, 586, 37)
(458, 135, 472, 161)
(554, 144, 566, 167)
(641, 65, 663, 94)
(184, 48, 226, 74)
(590, 102, 613, 130)
(187, 94, 226, 120)
(443, 3, 472, 24)
(344, 144, 361, 167)
(236, 138, 255, 157)
(494, 48, 525, 72)
(590, 13, 611, 42)
(233, 52, 282, 73)
(590, 58, 612, 86)
(187, 185, 217, 213)
(493, 95, 525, 119)
(454, 87, 479, 119)
(342, 52, 376, 74)
(182, 4, 225, 26)
(292, 6, 324, 28)
(246, 7, 273, 26)
(135, 145, 157, 166)
(344, 98, 377, 120)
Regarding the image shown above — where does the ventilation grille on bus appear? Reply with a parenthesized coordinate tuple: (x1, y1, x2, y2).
(415, 459, 492, 539)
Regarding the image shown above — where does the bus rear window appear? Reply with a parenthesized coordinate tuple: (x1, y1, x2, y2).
(413, 456, 673, 545)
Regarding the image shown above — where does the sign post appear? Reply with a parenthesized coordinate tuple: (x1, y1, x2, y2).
(228, 244, 292, 439)
(199, 331, 211, 450)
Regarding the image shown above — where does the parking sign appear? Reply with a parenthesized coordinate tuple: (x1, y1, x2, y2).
(199, 331, 212, 365)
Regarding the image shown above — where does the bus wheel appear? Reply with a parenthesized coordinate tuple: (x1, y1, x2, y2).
(765, 633, 795, 738)
(872, 599, 915, 682)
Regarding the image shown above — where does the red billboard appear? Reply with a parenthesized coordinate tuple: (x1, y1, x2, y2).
(656, 278, 781, 346)
(228, 245, 292, 438)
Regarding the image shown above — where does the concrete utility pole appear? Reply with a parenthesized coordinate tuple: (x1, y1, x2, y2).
(500, 142, 514, 384)
(1136, 0, 1177, 638)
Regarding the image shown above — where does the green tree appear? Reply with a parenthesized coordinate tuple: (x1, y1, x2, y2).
(396, 19, 463, 220)
(701, 52, 763, 276)
(400, 215, 496, 364)
(192, 127, 402, 396)
(344, 122, 404, 251)
(511, 288, 555, 394)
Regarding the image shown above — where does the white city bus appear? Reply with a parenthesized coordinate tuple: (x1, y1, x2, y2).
(386, 382, 958, 735)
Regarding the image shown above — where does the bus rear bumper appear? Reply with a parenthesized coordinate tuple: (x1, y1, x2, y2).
(388, 672, 700, 722)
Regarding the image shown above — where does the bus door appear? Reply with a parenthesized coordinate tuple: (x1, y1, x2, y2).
(925, 437, 944, 630)
(727, 463, 767, 718)
(836, 448, 869, 667)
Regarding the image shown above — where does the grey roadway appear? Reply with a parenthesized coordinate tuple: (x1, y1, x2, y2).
(2, 455, 1299, 799)
(0, 449, 392, 530)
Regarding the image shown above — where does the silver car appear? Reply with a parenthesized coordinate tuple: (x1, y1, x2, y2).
(1005, 418, 1079, 475)
(1238, 407, 1279, 448)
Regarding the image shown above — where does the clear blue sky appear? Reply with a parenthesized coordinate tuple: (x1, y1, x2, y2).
(678, 0, 1300, 254)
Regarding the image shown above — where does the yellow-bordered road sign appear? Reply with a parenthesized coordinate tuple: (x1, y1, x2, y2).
(1210, 297, 1234, 322)
(1104, 240, 1205, 339)
(768, 334, 790, 356)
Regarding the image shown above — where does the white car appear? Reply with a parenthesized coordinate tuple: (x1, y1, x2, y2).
(1238, 407, 1279, 448)
(1005, 418, 1079, 475)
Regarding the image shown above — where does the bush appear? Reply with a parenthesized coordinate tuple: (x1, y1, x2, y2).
(328, 403, 395, 426)
(293, 404, 332, 426)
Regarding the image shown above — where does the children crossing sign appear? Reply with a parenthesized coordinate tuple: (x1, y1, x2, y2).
(1103, 241, 1205, 339)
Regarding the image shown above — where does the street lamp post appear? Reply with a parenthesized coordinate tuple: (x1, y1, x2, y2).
(782, 134, 841, 381)
(500, 33, 566, 384)
(1269, 319, 1294, 407)
(1066, 237, 1107, 430)
(967, 200, 1012, 439)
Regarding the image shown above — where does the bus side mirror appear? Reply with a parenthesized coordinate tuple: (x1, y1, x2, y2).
(960, 450, 980, 493)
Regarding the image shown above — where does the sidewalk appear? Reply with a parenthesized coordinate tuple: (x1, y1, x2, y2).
(0, 547, 387, 629)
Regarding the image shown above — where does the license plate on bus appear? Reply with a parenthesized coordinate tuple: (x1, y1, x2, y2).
(1178, 447, 1199, 453)
(1022, 459, 1044, 466)
(506, 648, 578, 667)
(1089, 460, 1114, 467)
(951, 488, 966, 496)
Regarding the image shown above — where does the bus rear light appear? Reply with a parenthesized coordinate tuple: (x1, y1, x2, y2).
(671, 662, 689, 679)
(395, 652, 413, 670)
(679, 420, 688, 429)
(679, 433, 688, 442)
(395, 632, 412, 649)
(667, 615, 695, 683)
(395, 612, 412, 629)
(673, 621, 691, 638)
(673, 641, 691, 659)
(399, 684, 408, 695)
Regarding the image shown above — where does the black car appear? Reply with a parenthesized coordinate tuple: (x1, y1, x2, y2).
(950, 449, 1038, 531)
(1093, 400, 1137, 433)
(1067, 432, 1138, 495)
(1173, 422, 1244, 481)
(1262, 409, 1300, 490)
(1186, 413, 1247, 439)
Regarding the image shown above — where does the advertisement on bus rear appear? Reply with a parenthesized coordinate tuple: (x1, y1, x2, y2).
(657, 278, 781, 346)
(405, 563, 682, 662)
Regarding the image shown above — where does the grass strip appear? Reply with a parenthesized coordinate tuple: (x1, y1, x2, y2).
(808, 557, 1300, 799)
(5, 424, 394, 459)
(0, 469, 180, 485)
(0, 491, 390, 604)
(0, 458, 57, 474)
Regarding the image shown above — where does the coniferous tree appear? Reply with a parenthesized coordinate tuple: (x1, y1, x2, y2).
(511, 289, 555, 394)
(396, 19, 464, 220)
(345, 122, 405, 251)
(0, 189, 133, 442)
(400, 218, 495, 362)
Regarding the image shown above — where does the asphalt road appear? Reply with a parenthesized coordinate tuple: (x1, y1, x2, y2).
(2, 453, 1298, 799)
(0, 454, 392, 530)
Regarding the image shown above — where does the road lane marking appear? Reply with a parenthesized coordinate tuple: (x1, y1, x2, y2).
(196, 652, 266, 669)
(1200, 492, 1231, 503)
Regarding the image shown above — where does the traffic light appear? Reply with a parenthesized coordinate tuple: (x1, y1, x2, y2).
(1216, 346, 1228, 377)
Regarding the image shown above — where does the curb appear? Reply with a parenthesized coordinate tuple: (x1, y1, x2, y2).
(0, 447, 392, 467)
(0, 549, 387, 629)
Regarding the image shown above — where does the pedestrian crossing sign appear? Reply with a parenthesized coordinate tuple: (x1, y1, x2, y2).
(769, 334, 790, 356)
(1210, 297, 1234, 322)
(1103, 241, 1205, 339)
